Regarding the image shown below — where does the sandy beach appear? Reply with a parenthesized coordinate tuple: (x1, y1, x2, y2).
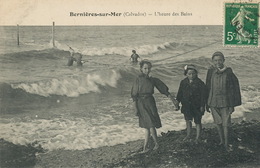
(1, 110, 259, 168)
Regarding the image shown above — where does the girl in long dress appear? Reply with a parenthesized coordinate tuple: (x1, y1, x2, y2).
(131, 60, 177, 153)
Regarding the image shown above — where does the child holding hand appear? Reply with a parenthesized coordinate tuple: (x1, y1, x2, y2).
(131, 60, 177, 153)
(176, 64, 207, 144)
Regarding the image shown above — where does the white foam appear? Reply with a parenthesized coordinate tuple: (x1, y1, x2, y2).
(51, 39, 173, 57)
(0, 109, 238, 151)
(240, 86, 260, 112)
(11, 70, 121, 97)
(1, 86, 259, 151)
(79, 42, 172, 56)
(0, 117, 144, 150)
(53, 40, 82, 53)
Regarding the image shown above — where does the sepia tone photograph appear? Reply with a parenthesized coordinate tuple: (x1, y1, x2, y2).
(0, 0, 259, 167)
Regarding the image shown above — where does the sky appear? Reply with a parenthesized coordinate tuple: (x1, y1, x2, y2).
(0, 0, 259, 26)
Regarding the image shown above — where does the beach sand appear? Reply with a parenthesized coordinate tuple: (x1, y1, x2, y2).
(1, 111, 259, 168)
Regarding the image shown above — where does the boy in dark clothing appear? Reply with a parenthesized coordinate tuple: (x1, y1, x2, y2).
(176, 64, 207, 144)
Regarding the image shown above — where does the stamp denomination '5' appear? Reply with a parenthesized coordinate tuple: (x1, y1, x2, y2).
(224, 3, 259, 47)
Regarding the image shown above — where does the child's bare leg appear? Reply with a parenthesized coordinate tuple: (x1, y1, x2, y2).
(184, 120, 192, 141)
(223, 126, 229, 149)
(150, 127, 159, 150)
(195, 124, 202, 144)
(216, 124, 224, 145)
(142, 128, 150, 153)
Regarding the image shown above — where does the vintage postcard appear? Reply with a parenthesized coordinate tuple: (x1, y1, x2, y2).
(0, 0, 259, 167)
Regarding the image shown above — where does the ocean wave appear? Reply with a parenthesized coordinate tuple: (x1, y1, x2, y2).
(0, 40, 199, 64)
(0, 48, 69, 63)
(82, 42, 199, 56)
(0, 117, 143, 150)
(10, 69, 121, 97)
(239, 85, 260, 113)
(0, 67, 138, 100)
(54, 41, 198, 57)
(0, 83, 259, 151)
(1, 84, 259, 151)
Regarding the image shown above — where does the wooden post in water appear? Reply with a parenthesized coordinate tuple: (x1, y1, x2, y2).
(52, 22, 55, 47)
(17, 24, 19, 46)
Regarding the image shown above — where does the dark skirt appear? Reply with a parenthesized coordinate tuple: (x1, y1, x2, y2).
(137, 96, 162, 128)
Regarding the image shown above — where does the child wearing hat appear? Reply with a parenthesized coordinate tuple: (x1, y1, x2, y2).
(176, 64, 207, 144)
(206, 51, 241, 151)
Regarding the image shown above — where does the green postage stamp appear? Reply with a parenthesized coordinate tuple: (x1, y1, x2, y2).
(224, 2, 259, 47)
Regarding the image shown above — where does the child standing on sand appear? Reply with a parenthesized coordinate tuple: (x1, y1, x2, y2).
(206, 51, 241, 151)
(176, 64, 207, 144)
(131, 60, 177, 153)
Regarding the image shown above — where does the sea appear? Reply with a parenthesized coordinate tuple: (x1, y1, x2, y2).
(0, 25, 259, 151)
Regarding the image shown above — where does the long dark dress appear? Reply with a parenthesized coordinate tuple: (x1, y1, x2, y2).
(131, 74, 170, 128)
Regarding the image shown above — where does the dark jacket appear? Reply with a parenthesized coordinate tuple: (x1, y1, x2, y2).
(206, 66, 242, 107)
(176, 77, 207, 115)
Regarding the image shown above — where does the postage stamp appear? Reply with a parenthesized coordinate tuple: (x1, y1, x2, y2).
(224, 2, 259, 47)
